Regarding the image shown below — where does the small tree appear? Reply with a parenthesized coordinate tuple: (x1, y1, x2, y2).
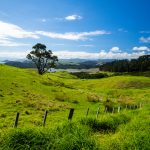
(27, 43, 58, 75)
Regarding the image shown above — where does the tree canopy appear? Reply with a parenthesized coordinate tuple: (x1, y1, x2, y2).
(27, 43, 58, 75)
(99, 55, 150, 72)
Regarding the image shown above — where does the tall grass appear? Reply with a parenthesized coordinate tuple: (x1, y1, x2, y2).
(80, 113, 131, 133)
(1, 122, 99, 150)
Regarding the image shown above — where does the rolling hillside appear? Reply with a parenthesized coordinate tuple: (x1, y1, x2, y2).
(0, 64, 150, 149)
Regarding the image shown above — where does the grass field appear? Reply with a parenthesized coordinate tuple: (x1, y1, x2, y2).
(0, 64, 150, 149)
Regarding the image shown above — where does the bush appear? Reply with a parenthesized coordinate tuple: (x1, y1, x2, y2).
(71, 72, 108, 79)
(80, 114, 130, 133)
(87, 93, 102, 103)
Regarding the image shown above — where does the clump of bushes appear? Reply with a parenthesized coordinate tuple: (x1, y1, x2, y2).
(80, 114, 130, 133)
(1, 123, 99, 150)
(71, 72, 108, 79)
(87, 93, 102, 103)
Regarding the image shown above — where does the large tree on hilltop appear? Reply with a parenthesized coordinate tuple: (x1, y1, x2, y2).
(27, 43, 58, 75)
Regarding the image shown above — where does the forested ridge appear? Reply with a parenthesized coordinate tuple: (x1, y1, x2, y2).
(99, 55, 150, 72)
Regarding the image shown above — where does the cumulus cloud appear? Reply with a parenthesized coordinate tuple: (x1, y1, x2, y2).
(53, 51, 99, 59)
(110, 47, 121, 52)
(133, 46, 150, 51)
(36, 30, 110, 40)
(140, 37, 150, 43)
(0, 21, 39, 39)
(0, 51, 29, 59)
(0, 50, 145, 60)
(0, 20, 110, 44)
(65, 15, 82, 21)
(98, 51, 145, 59)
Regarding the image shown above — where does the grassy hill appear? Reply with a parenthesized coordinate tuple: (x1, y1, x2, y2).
(0, 64, 150, 149)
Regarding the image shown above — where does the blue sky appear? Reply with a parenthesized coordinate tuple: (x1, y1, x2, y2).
(0, 0, 150, 60)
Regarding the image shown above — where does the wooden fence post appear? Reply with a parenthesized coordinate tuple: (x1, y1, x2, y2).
(105, 106, 108, 113)
(14, 112, 19, 128)
(96, 106, 100, 119)
(86, 108, 89, 117)
(140, 103, 142, 108)
(43, 110, 48, 126)
(68, 108, 74, 120)
(118, 106, 120, 113)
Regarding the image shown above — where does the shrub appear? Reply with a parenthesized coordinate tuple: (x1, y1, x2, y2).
(87, 93, 101, 103)
(80, 114, 130, 133)
(71, 72, 108, 79)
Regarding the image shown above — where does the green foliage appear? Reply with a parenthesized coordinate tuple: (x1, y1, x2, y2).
(1, 123, 99, 150)
(99, 55, 150, 72)
(71, 72, 108, 79)
(0, 65, 149, 149)
(27, 43, 58, 75)
(87, 93, 102, 103)
(99, 105, 150, 150)
(80, 113, 130, 133)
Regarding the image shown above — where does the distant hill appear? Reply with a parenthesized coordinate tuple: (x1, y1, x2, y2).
(4, 59, 114, 69)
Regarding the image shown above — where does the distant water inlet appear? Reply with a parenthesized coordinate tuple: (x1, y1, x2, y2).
(49, 68, 99, 73)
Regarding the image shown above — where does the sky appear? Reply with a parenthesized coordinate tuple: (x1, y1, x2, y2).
(0, 0, 150, 60)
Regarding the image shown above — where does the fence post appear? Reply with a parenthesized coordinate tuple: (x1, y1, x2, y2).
(105, 106, 108, 113)
(68, 108, 74, 120)
(140, 103, 142, 108)
(96, 106, 100, 119)
(118, 106, 120, 113)
(86, 108, 89, 117)
(14, 112, 19, 128)
(112, 107, 115, 114)
(43, 110, 48, 126)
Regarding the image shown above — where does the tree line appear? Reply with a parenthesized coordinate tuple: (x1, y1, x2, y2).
(99, 55, 150, 72)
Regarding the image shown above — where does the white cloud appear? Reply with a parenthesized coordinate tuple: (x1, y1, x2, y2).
(140, 31, 150, 34)
(36, 30, 110, 40)
(0, 38, 30, 46)
(0, 50, 145, 60)
(53, 51, 99, 59)
(133, 46, 150, 51)
(0, 20, 39, 39)
(54, 43, 65, 46)
(40, 50, 146, 59)
(0, 20, 110, 43)
(140, 37, 150, 43)
(65, 15, 82, 21)
(78, 44, 94, 47)
(110, 47, 121, 52)
(40, 18, 47, 22)
(0, 51, 29, 59)
(118, 28, 128, 32)
(98, 51, 145, 59)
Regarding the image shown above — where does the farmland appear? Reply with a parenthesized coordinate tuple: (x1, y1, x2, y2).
(0, 64, 150, 149)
